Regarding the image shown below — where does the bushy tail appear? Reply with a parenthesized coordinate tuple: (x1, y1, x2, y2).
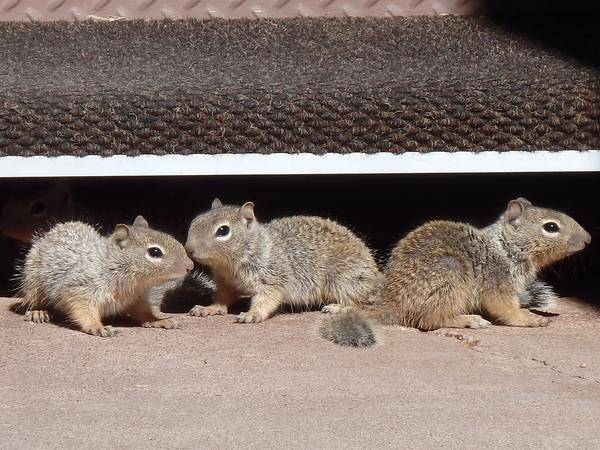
(319, 310, 377, 348)
(148, 268, 216, 313)
(519, 279, 558, 313)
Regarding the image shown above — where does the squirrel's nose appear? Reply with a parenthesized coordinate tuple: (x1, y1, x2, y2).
(583, 231, 592, 245)
(184, 243, 195, 256)
(184, 257, 194, 272)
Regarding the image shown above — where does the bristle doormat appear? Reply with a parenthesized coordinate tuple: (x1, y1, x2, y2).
(0, 16, 598, 156)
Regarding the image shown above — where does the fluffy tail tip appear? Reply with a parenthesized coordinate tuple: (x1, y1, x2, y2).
(519, 280, 559, 314)
(319, 310, 377, 348)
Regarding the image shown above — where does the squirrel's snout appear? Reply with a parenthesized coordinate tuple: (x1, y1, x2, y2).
(568, 232, 591, 253)
(172, 257, 194, 279)
(184, 243, 195, 257)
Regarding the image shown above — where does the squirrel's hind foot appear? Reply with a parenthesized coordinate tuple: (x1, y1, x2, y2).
(142, 318, 180, 329)
(463, 315, 492, 329)
(83, 325, 119, 337)
(439, 314, 491, 329)
(521, 313, 549, 327)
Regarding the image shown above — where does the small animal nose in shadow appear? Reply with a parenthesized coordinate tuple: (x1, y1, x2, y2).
(584, 232, 592, 244)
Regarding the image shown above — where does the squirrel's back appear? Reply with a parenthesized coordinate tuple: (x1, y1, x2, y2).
(268, 216, 381, 304)
(381, 220, 481, 329)
(267, 215, 379, 278)
(29, 221, 104, 260)
(22, 222, 108, 304)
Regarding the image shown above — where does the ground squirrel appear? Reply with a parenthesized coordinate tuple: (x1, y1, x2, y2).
(17, 216, 193, 336)
(321, 198, 590, 346)
(0, 180, 205, 311)
(1, 180, 74, 242)
(184, 198, 382, 324)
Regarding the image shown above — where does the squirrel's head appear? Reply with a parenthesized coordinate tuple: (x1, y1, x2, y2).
(501, 197, 591, 269)
(0, 179, 74, 243)
(111, 215, 193, 284)
(185, 198, 259, 268)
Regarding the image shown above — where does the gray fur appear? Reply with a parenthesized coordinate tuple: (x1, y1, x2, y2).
(185, 201, 382, 325)
(380, 198, 590, 331)
(17, 220, 192, 335)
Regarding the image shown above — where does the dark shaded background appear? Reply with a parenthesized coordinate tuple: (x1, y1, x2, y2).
(1, 173, 597, 301)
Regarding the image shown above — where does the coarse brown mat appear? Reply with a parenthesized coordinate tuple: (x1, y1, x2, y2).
(0, 16, 598, 157)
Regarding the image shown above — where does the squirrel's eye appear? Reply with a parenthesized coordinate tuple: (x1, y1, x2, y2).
(147, 247, 163, 258)
(543, 222, 560, 233)
(29, 201, 46, 216)
(215, 225, 230, 238)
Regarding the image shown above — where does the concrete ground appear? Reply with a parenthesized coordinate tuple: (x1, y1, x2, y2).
(1, 297, 599, 449)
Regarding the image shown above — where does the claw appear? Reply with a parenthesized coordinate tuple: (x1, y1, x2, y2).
(86, 325, 118, 337)
(143, 318, 180, 329)
(189, 304, 226, 317)
(235, 312, 264, 323)
(24, 310, 50, 323)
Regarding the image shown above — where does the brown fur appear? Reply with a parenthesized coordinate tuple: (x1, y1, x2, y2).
(17, 216, 192, 336)
(185, 199, 382, 324)
(381, 198, 591, 330)
(320, 198, 591, 346)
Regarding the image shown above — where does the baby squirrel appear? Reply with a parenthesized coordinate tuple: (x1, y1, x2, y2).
(1, 179, 74, 243)
(321, 198, 591, 346)
(184, 198, 382, 324)
(17, 216, 193, 337)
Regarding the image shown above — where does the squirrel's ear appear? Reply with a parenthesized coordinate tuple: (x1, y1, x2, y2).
(505, 198, 530, 226)
(132, 215, 149, 228)
(240, 202, 255, 225)
(211, 198, 222, 209)
(514, 197, 532, 208)
(113, 224, 131, 248)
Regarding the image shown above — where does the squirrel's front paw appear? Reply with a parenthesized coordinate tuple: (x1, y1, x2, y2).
(84, 325, 119, 337)
(321, 304, 352, 315)
(24, 310, 50, 323)
(465, 316, 492, 329)
(189, 304, 227, 317)
(143, 318, 180, 329)
(235, 311, 265, 324)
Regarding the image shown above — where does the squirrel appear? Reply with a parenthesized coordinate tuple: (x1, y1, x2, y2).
(0, 179, 75, 243)
(183, 198, 382, 324)
(16, 216, 193, 337)
(320, 197, 591, 346)
(0, 180, 208, 313)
